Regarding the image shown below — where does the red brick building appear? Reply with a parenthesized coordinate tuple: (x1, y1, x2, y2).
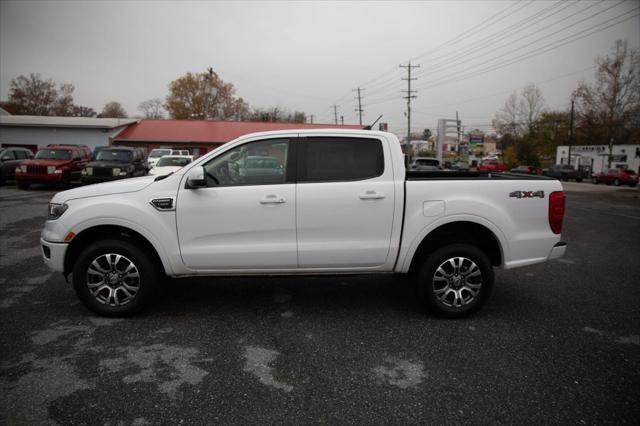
(111, 119, 363, 157)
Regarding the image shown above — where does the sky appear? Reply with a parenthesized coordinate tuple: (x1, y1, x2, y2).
(1, 0, 638, 137)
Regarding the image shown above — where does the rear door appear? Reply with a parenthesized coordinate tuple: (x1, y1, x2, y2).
(296, 135, 396, 268)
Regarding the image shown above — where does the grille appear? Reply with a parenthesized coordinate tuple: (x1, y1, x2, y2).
(93, 167, 113, 178)
(27, 165, 47, 174)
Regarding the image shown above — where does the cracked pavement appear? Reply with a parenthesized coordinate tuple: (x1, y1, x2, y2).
(0, 184, 638, 424)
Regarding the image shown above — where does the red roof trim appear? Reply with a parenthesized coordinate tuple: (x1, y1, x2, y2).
(113, 119, 364, 144)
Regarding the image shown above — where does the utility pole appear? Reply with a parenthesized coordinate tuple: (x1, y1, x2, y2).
(456, 111, 461, 155)
(400, 62, 419, 165)
(309, 114, 314, 124)
(353, 87, 365, 126)
(568, 99, 574, 167)
(340, 115, 344, 125)
(331, 104, 339, 125)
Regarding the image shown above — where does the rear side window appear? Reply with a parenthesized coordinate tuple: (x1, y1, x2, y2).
(300, 137, 384, 182)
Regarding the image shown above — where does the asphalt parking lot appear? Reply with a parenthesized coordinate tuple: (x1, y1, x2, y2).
(1, 183, 639, 425)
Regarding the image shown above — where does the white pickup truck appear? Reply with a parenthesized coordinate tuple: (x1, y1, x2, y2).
(41, 129, 567, 318)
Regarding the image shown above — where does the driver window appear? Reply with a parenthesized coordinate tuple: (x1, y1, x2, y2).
(203, 138, 289, 186)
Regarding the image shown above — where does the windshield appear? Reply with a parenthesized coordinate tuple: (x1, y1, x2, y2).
(96, 150, 132, 162)
(149, 149, 172, 158)
(156, 157, 192, 167)
(35, 149, 71, 160)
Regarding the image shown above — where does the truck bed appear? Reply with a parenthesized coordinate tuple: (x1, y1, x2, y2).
(406, 171, 555, 180)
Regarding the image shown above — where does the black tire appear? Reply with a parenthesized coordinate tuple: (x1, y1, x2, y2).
(592, 177, 598, 184)
(59, 172, 71, 189)
(417, 243, 494, 318)
(73, 239, 159, 317)
(17, 182, 29, 190)
(614, 179, 620, 186)
(576, 177, 582, 183)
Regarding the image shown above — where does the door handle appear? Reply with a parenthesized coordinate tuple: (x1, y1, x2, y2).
(359, 190, 385, 200)
(259, 195, 286, 204)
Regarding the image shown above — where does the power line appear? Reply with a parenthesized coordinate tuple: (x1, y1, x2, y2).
(366, 0, 615, 100)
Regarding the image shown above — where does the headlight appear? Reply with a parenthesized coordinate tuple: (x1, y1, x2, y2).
(47, 203, 68, 220)
(83, 167, 93, 176)
(119, 171, 127, 176)
(47, 166, 56, 174)
(112, 168, 121, 176)
(21, 165, 27, 173)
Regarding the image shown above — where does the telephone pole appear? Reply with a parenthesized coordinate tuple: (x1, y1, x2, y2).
(340, 115, 344, 125)
(353, 87, 365, 126)
(309, 114, 314, 124)
(331, 104, 339, 125)
(568, 99, 574, 166)
(456, 111, 461, 154)
(400, 62, 419, 164)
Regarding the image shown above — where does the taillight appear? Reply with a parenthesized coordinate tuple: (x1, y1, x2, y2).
(549, 191, 565, 234)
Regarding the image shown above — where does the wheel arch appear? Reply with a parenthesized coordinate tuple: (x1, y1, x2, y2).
(406, 220, 504, 275)
(64, 224, 169, 277)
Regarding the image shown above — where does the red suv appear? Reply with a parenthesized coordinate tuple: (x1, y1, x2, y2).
(15, 144, 92, 189)
(592, 168, 638, 187)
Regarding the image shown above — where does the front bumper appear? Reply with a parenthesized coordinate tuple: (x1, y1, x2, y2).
(16, 173, 63, 183)
(548, 242, 567, 260)
(41, 238, 67, 273)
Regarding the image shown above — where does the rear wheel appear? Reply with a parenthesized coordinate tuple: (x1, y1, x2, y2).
(592, 177, 598, 184)
(17, 182, 29, 190)
(614, 179, 621, 186)
(73, 239, 159, 317)
(417, 244, 494, 318)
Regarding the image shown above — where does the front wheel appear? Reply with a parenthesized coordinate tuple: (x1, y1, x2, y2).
(73, 239, 159, 317)
(592, 177, 598, 184)
(417, 244, 494, 318)
(614, 179, 621, 186)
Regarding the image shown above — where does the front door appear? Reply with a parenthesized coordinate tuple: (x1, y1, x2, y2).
(296, 135, 396, 268)
(176, 137, 297, 271)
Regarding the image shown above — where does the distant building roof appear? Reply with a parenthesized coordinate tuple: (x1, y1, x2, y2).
(113, 119, 364, 144)
(0, 115, 139, 129)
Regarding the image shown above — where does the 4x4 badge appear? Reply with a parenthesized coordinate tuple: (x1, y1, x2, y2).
(510, 190, 544, 199)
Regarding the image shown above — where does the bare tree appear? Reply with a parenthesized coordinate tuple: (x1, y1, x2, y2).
(4, 73, 58, 115)
(52, 83, 75, 116)
(138, 98, 164, 119)
(574, 39, 640, 158)
(493, 92, 523, 137)
(493, 84, 546, 137)
(519, 83, 545, 134)
(99, 101, 128, 118)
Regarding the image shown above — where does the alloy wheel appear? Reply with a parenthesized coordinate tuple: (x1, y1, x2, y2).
(432, 256, 482, 308)
(86, 253, 140, 306)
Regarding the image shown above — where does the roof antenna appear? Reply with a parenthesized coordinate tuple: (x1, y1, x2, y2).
(363, 114, 383, 130)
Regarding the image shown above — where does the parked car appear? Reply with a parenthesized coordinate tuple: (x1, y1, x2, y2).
(239, 155, 284, 177)
(0, 147, 34, 185)
(81, 147, 147, 184)
(171, 149, 190, 156)
(478, 160, 508, 173)
(542, 165, 583, 182)
(15, 144, 91, 189)
(409, 157, 440, 171)
(147, 148, 173, 169)
(510, 165, 542, 175)
(41, 129, 566, 318)
(148, 155, 193, 176)
(592, 168, 638, 187)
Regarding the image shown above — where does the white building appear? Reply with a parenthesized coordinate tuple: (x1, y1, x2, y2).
(0, 115, 138, 153)
(556, 144, 640, 174)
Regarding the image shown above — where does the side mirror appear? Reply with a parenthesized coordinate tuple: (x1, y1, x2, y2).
(186, 166, 207, 189)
